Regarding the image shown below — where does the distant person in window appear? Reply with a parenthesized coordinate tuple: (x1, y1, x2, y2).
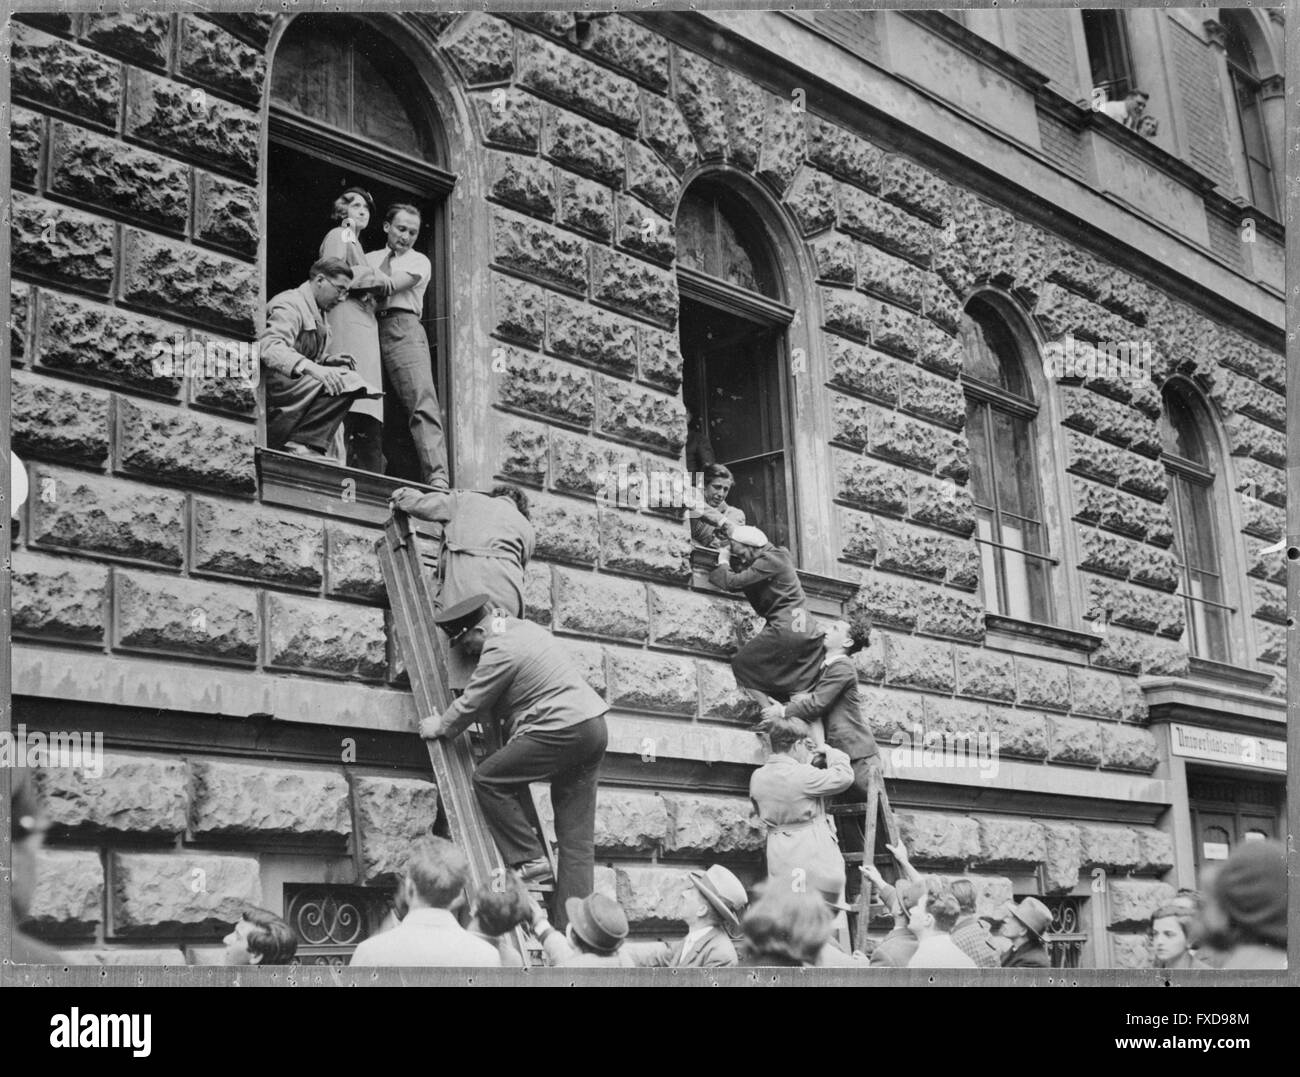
(1100, 88, 1158, 136)
(1149, 899, 1208, 970)
(708, 525, 823, 703)
(261, 256, 379, 457)
(988, 897, 1052, 968)
(223, 907, 298, 966)
(689, 463, 745, 548)
(320, 187, 388, 473)
(368, 204, 449, 492)
(1198, 839, 1286, 970)
(349, 836, 500, 967)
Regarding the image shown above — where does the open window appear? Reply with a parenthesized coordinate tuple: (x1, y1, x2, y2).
(1082, 9, 1136, 103)
(1221, 11, 1279, 219)
(676, 181, 797, 552)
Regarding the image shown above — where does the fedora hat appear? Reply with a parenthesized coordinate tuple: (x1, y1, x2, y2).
(1005, 897, 1052, 940)
(565, 893, 629, 954)
(689, 866, 749, 937)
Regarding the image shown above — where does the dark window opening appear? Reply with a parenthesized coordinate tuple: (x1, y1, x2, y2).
(1083, 9, 1136, 102)
(1222, 13, 1278, 219)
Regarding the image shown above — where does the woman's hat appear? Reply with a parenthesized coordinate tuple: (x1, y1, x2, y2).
(688, 865, 749, 937)
(729, 525, 768, 548)
(340, 185, 375, 213)
(564, 893, 629, 954)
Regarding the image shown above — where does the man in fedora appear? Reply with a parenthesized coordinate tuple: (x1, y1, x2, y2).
(420, 594, 608, 928)
(626, 865, 750, 968)
(530, 893, 635, 967)
(989, 897, 1052, 968)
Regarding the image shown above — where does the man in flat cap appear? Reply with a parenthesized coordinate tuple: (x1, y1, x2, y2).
(421, 594, 608, 928)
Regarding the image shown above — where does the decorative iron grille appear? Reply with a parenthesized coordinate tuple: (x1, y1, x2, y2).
(284, 886, 394, 966)
(1021, 894, 1087, 969)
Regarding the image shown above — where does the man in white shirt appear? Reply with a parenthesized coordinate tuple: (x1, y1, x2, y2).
(349, 836, 499, 967)
(368, 204, 448, 491)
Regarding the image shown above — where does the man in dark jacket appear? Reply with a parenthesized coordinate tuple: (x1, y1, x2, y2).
(993, 897, 1052, 968)
(420, 595, 608, 927)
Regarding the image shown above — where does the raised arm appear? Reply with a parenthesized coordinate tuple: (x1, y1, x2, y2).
(790, 746, 855, 798)
(782, 661, 852, 723)
(390, 487, 458, 523)
(430, 639, 514, 741)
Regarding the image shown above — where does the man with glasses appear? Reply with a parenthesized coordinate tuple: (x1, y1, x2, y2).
(261, 256, 379, 457)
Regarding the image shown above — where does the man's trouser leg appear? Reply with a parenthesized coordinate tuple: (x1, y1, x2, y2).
(378, 313, 448, 490)
(845, 753, 881, 805)
(549, 716, 607, 925)
(265, 369, 362, 451)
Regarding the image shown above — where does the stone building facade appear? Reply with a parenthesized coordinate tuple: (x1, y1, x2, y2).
(8, 8, 1285, 968)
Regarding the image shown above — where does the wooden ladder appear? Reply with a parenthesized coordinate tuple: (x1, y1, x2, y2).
(377, 509, 554, 966)
(830, 765, 902, 954)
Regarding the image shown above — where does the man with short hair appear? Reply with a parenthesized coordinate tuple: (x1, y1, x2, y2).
(625, 866, 749, 968)
(223, 907, 298, 966)
(948, 879, 1000, 968)
(989, 897, 1053, 968)
(1101, 88, 1158, 135)
(261, 256, 378, 456)
(421, 595, 608, 927)
(349, 836, 499, 967)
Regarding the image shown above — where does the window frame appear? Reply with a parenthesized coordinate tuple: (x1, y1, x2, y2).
(1082, 9, 1137, 102)
(1221, 13, 1279, 220)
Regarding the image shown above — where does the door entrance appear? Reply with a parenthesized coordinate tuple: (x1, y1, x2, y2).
(1187, 770, 1283, 872)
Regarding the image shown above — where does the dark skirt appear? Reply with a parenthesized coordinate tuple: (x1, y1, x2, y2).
(731, 617, 824, 701)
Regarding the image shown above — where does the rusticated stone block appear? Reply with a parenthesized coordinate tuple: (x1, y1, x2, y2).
(10, 371, 109, 465)
(441, 13, 514, 85)
(325, 523, 386, 602)
(672, 47, 727, 159)
(1066, 431, 1122, 486)
(541, 105, 624, 187)
(955, 649, 1015, 702)
(881, 156, 950, 225)
(922, 271, 961, 334)
(1042, 822, 1082, 892)
(1110, 934, 1154, 970)
(917, 324, 963, 380)
(648, 585, 738, 655)
(27, 850, 104, 935)
(1085, 577, 1183, 639)
(1240, 494, 1284, 541)
(1077, 528, 1132, 580)
(120, 228, 256, 335)
(265, 593, 386, 680)
(519, 37, 640, 134)
(613, 866, 693, 929)
(698, 661, 762, 723)
(870, 518, 948, 581)
(546, 292, 636, 376)
(756, 92, 806, 194)
(898, 363, 965, 431)
(667, 794, 764, 854)
(81, 13, 171, 68)
(916, 585, 984, 642)
(13, 24, 121, 127)
(560, 637, 604, 694)
(869, 403, 955, 473)
(12, 281, 32, 362)
(1099, 724, 1158, 773)
(923, 694, 989, 737)
(1135, 828, 1175, 873)
(606, 647, 697, 715)
(36, 289, 181, 395)
(810, 233, 856, 285)
(860, 684, 924, 741)
(1118, 455, 1168, 504)
(825, 335, 898, 405)
(871, 304, 928, 361)
(938, 190, 1019, 292)
(839, 506, 878, 565)
(857, 242, 926, 309)
(1068, 667, 1124, 719)
(549, 428, 639, 498)
(1256, 622, 1285, 666)
(474, 87, 540, 152)
(204, 12, 275, 47)
(821, 286, 874, 343)
(721, 71, 765, 170)
(897, 811, 980, 863)
(177, 16, 265, 103)
(946, 540, 981, 591)
(114, 571, 258, 663)
(511, 12, 574, 38)
(1121, 680, 1149, 724)
(638, 327, 683, 393)
(495, 345, 594, 426)
(558, 171, 616, 242)
(116, 397, 255, 495)
(488, 150, 555, 218)
(908, 475, 975, 537)
(595, 378, 687, 452)
(352, 775, 440, 884)
(125, 69, 258, 177)
(492, 208, 588, 293)
(598, 506, 690, 581)
(1236, 456, 1286, 509)
(11, 550, 107, 644)
(839, 185, 933, 265)
(1078, 824, 1141, 870)
(50, 124, 185, 234)
(975, 818, 1046, 867)
(492, 273, 545, 349)
(29, 466, 184, 566)
(834, 450, 908, 515)
(553, 567, 648, 641)
(12, 192, 115, 295)
(11, 107, 41, 188)
(1016, 656, 1071, 712)
(987, 706, 1048, 759)
(530, 490, 600, 564)
(112, 853, 261, 933)
(883, 634, 954, 692)
(783, 167, 837, 236)
(194, 172, 259, 257)
(187, 332, 257, 415)
(39, 753, 188, 834)
(192, 499, 323, 588)
(1046, 714, 1100, 765)
(831, 394, 870, 451)
(594, 245, 677, 330)
(1250, 578, 1287, 625)
(851, 571, 919, 631)
(1108, 881, 1176, 931)
(586, 790, 673, 853)
(586, 15, 670, 91)
(964, 875, 1015, 919)
(523, 561, 555, 627)
(189, 759, 350, 838)
(806, 116, 882, 190)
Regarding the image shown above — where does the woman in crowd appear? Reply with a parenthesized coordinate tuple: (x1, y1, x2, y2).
(1149, 897, 1208, 970)
(689, 463, 745, 548)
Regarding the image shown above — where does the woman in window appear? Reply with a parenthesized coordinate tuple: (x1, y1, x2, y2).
(319, 187, 387, 473)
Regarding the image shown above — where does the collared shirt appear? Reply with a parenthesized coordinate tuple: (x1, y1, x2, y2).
(908, 934, 978, 969)
(368, 245, 432, 314)
(348, 907, 500, 968)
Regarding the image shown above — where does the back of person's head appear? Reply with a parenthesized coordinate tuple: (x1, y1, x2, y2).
(766, 715, 811, 754)
(473, 875, 531, 938)
(241, 907, 298, 964)
(844, 608, 872, 655)
(741, 889, 830, 966)
(1204, 840, 1286, 951)
(923, 880, 962, 934)
(405, 836, 470, 910)
(949, 878, 978, 916)
(489, 484, 531, 521)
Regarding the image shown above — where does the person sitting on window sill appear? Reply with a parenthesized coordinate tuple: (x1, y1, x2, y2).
(688, 462, 745, 549)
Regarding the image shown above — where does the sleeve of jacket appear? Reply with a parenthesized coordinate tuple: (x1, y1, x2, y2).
(401, 489, 459, 524)
(782, 661, 851, 722)
(440, 637, 515, 739)
(791, 747, 855, 797)
(259, 296, 310, 377)
(707, 554, 774, 593)
(540, 927, 578, 966)
(623, 941, 673, 967)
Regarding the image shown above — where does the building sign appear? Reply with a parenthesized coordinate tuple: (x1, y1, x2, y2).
(1170, 723, 1286, 772)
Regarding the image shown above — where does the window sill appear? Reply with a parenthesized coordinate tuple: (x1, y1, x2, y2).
(1185, 656, 1276, 694)
(689, 545, 860, 610)
(256, 447, 440, 527)
(984, 614, 1104, 655)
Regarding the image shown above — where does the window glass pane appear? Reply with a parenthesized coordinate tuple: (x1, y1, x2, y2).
(976, 511, 1000, 614)
(675, 196, 711, 277)
(959, 302, 1028, 396)
(1160, 386, 1208, 464)
(675, 189, 778, 297)
(966, 402, 994, 509)
(353, 47, 426, 157)
(272, 22, 349, 127)
(990, 410, 1041, 523)
(1180, 479, 1221, 575)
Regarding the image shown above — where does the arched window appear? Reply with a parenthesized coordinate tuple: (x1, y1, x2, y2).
(1161, 381, 1235, 662)
(1221, 12, 1278, 218)
(959, 296, 1053, 622)
(677, 180, 797, 551)
(264, 15, 456, 485)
